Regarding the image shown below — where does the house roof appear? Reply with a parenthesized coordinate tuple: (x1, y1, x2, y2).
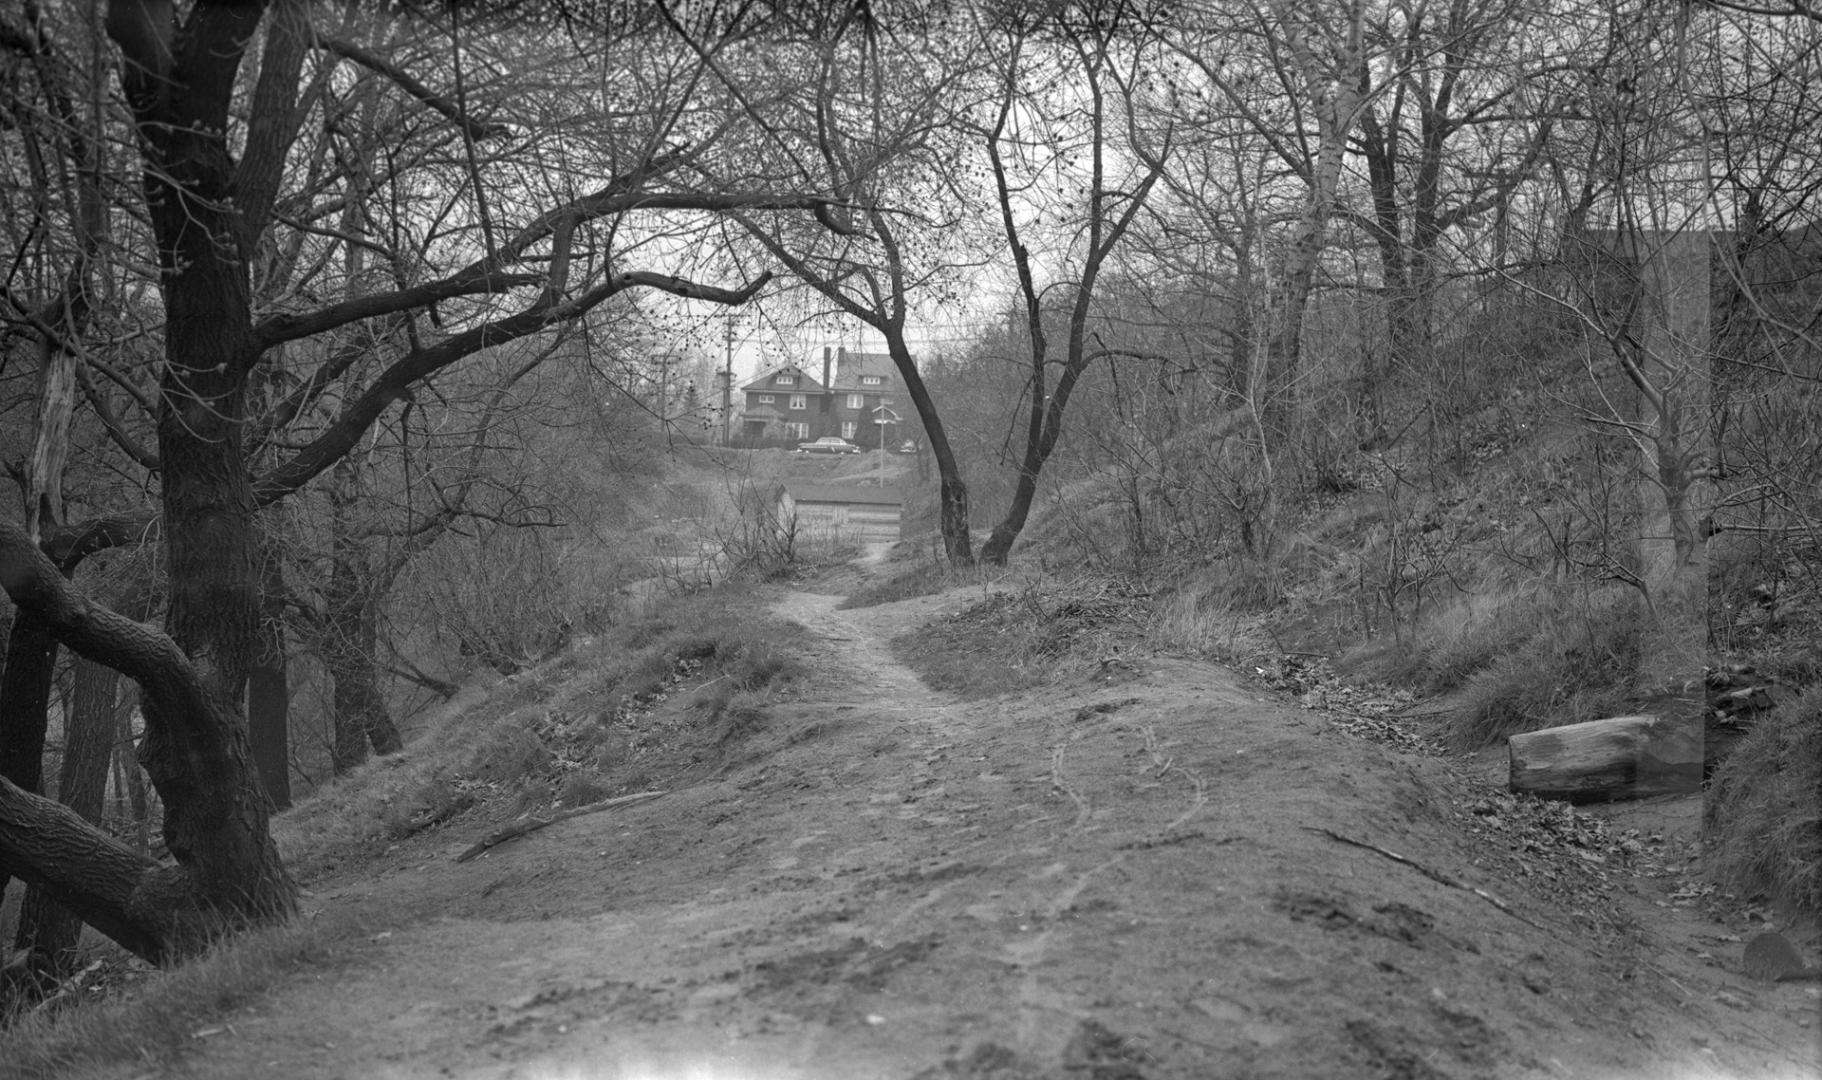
(832, 351, 898, 391)
(739, 364, 825, 394)
(780, 482, 902, 506)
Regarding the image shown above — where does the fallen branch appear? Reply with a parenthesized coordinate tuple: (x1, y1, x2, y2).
(1303, 826, 1546, 931)
(454, 790, 666, 863)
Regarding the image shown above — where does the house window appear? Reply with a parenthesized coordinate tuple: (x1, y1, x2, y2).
(789, 394, 807, 410)
(842, 421, 857, 440)
(757, 394, 775, 404)
(846, 394, 864, 409)
(785, 422, 810, 439)
(775, 374, 796, 385)
(861, 375, 883, 386)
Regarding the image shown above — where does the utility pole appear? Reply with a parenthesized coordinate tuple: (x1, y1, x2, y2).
(722, 317, 735, 446)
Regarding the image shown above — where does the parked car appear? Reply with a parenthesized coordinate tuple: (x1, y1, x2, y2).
(796, 436, 862, 455)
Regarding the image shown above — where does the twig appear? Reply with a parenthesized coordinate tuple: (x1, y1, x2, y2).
(455, 790, 666, 863)
(1051, 746, 1092, 828)
(30, 959, 104, 1015)
(1304, 826, 1547, 931)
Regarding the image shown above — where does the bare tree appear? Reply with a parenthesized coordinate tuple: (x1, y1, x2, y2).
(701, 6, 991, 564)
(977, 1, 1172, 565)
(0, 2, 856, 963)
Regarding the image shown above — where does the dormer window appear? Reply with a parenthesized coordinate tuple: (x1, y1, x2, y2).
(775, 374, 796, 386)
(860, 375, 883, 386)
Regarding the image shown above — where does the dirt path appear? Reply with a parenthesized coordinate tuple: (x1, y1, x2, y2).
(144, 587, 1816, 1080)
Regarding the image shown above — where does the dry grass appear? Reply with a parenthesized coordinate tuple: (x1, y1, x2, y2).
(1442, 588, 1642, 749)
(4, 579, 811, 1076)
(274, 582, 805, 881)
(1, 920, 334, 1080)
(1705, 687, 1822, 919)
(1340, 585, 1570, 692)
(893, 576, 1148, 698)
(1146, 576, 1273, 663)
(839, 556, 1005, 610)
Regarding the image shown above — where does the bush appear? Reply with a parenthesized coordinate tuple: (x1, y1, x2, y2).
(1705, 686, 1822, 919)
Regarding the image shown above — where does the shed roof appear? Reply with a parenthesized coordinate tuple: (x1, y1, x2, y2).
(781, 482, 903, 506)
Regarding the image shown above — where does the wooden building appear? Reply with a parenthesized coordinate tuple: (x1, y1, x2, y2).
(776, 483, 903, 543)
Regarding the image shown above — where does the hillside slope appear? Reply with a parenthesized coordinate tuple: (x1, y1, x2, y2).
(91, 583, 1819, 1080)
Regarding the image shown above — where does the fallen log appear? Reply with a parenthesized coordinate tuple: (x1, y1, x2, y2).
(1508, 714, 1703, 803)
(454, 790, 666, 863)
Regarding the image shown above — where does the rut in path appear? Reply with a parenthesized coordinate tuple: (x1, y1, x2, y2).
(770, 589, 968, 743)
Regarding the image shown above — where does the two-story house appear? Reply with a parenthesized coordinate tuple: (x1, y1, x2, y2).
(738, 347, 910, 448)
(736, 363, 826, 444)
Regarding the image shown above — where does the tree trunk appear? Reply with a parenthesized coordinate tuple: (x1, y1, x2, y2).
(248, 537, 292, 809)
(115, 691, 151, 855)
(109, 0, 299, 941)
(324, 602, 400, 774)
(0, 774, 207, 965)
(13, 655, 119, 970)
(1632, 233, 1713, 706)
(881, 331, 972, 565)
(1508, 714, 1703, 803)
(0, 612, 60, 912)
(1264, 0, 1364, 448)
(323, 459, 404, 774)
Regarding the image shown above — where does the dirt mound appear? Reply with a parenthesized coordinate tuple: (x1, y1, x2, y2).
(135, 588, 1818, 1080)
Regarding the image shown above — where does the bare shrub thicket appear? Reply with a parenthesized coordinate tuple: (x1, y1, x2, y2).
(1704, 687, 1822, 916)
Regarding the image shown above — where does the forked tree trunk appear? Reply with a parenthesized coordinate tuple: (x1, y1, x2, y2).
(0, 520, 296, 964)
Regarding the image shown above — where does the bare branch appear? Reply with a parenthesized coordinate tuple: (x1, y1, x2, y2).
(315, 34, 513, 141)
(252, 270, 771, 503)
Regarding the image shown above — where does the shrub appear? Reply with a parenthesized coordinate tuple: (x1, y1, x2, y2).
(1705, 687, 1822, 919)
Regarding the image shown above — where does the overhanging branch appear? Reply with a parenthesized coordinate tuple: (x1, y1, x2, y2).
(252, 270, 772, 503)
